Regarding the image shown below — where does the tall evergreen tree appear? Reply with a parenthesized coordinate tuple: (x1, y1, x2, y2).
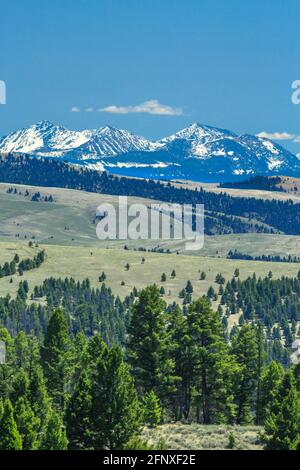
(143, 390, 162, 428)
(167, 305, 192, 420)
(260, 361, 284, 424)
(0, 399, 22, 450)
(28, 365, 51, 432)
(231, 324, 259, 424)
(14, 397, 40, 450)
(255, 322, 266, 425)
(186, 298, 237, 424)
(262, 373, 300, 450)
(41, 309, 71, 409)
(65, 370, 93, 450)
(127, 285, 175, 400)
(91, 346, 142, 450)
(40, 411, 68, 450)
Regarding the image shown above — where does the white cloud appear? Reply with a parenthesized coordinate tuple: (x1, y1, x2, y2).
(99, 99, 183, 116)
(85, 107, 94, 112)
(71, 106, 80, 112)
(256, 131, 295, 140)
(292, 135, 300, 142)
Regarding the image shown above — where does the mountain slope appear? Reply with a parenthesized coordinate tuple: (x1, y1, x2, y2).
(0, 120, 160, 159)
(1, 121, 299, 181)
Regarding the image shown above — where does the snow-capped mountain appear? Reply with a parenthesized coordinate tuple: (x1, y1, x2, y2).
(0, 120, 160, 158)
(1, 121, 299, 181)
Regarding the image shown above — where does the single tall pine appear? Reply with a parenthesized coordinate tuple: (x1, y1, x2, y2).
(41, 309, 71, 409)
(0, 399, 22, 450)
(91, 345, 142, 449)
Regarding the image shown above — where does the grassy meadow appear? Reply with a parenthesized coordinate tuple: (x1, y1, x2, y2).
(0, 181, 300, 314)
(142, 423, 263, 450)
(1, 240, 300, 309)
(0, 182, 300, 258)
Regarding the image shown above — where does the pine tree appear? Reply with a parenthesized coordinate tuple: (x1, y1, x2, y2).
(66, 370, 93, 449)
(99, 272, 106, 282)
(185, 280, 193, 294)
(167, 305, 192, 420)
(234, 268, 240, 278)
(178, 288, 185, 298)
(260, 361, 284, 423)
(41, 309, 71, 409)
(262, 373, 300, 450)
(143, 390, 162, 428)
(10, 369, 30, 405)
(14, 397, 40, 450)
(28, 365, 51, 431)
(215, 273, 225, 285)
(0, 399, 22, 450)
(160, 286, 165, 296)
(293, 363, 300, 391)
(186, 298, 237, 424)
(40, 411, 68, 450)
(91, 346, 142, 450)
(127, 285, 174, 399)
(207, 286, 215, 299)
(231, 324, 259, 424)
(255, 322, 266, 425)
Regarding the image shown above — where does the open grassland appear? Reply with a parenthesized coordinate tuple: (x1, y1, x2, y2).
(0, 182, 158, 246)
(142, 423, 263, 450)
(0, 182, 300, 259)
(1, 241, 300, 309)
(197, 233, 300, 258)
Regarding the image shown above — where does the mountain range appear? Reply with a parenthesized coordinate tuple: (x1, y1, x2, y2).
(0, 120, 299, 182)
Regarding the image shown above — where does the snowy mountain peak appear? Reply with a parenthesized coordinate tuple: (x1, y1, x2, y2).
(0, 121, 299, 181)
(161, 122, 236, 145)
(0, 121, 158, 159)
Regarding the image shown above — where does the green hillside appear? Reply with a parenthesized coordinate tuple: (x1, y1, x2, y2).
(0, 182, 300, 259)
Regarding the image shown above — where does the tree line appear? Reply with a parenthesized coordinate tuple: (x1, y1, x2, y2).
(0, 250, 45, 278)
(220, 175, 285, 192)
(227, 249, 300, 264)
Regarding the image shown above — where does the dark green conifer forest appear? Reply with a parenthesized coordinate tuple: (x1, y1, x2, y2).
(0, 273, 300, 450)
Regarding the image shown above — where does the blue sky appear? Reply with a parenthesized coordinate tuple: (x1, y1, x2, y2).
(1, 0, 300, 153)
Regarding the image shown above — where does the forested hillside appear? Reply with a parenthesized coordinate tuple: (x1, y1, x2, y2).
(1, 152, 300, 235)
(1, 266, 300, 450)
(220, 176, 285, 192)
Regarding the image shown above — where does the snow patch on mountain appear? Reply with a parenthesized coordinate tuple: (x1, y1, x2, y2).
(0, 121, 160, 160)
(1, 121, 300, 182)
